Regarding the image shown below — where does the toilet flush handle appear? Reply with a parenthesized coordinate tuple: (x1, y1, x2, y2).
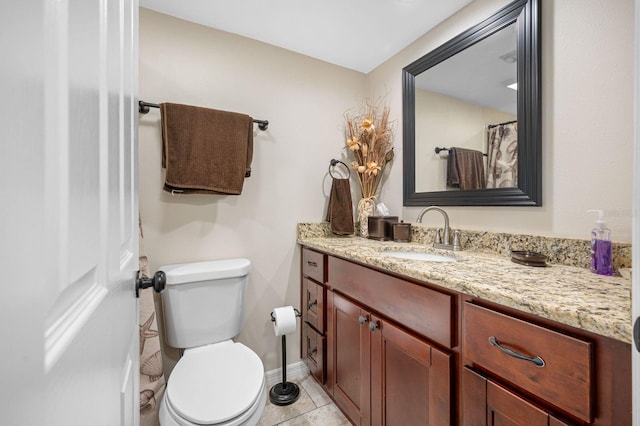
(135, 270, 166, 298)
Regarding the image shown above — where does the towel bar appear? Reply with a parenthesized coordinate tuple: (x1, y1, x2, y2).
(138, 100, 269, 131)
(435, 147, 488, 157)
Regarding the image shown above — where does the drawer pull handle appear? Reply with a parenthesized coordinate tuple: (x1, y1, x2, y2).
(308, 299, 317, 309)
(489, 336, 545, 367)
(307, 260, 318, 267)
(358, 315, 368, 325)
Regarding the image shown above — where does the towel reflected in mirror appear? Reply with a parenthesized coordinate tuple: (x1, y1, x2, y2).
(446, 147, 486, 190)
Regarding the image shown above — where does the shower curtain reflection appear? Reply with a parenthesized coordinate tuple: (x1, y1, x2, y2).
(486, 122, 518, 188)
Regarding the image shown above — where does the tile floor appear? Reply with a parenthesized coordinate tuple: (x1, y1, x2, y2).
(258, 375, 352, 426)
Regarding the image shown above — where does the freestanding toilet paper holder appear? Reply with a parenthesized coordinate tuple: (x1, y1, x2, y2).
(269, 308, 302, 405)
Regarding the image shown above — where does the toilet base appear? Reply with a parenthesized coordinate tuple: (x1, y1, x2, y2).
(268, 382, 300, 406)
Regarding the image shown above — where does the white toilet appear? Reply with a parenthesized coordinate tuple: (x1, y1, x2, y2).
(158, 258, 267, 426)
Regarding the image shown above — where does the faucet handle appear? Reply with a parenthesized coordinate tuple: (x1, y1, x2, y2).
(434, 228, 442, 244)
(452, 230, 463, 251)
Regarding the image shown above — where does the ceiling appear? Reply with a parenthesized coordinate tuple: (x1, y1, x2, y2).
(138, 0, 473, 73)
(416, 22, 517, 114)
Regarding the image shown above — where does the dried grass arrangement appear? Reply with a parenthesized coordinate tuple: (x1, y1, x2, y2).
(344, 100, 394, 199)
(344, 99, 394, 236)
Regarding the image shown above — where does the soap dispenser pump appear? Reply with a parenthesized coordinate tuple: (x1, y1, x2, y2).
(588, 210, 612, 276)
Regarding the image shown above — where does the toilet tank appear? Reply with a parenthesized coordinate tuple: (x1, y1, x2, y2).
(160, 258, 251, 349)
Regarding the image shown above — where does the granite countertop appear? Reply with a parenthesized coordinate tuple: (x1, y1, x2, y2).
(297, 233, 632, 344)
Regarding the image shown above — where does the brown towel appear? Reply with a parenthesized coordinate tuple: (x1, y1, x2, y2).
(160, 103, 254, 195)
(325, 178, 354, 235)
(447, 147, 486, 190)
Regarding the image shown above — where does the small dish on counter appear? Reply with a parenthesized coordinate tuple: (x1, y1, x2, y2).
(510, 250, 548, 267)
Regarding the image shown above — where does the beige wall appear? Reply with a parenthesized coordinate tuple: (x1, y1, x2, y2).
(138, 8, 366, 373)
(369, 0, 634, 242)
(140, 0, 634, 375)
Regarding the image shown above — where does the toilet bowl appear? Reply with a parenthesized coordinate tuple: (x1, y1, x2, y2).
(157, 259, 266, 426)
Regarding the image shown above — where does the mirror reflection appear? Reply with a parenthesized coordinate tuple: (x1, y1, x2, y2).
(402, 0, 541, 207)
(415, 23, 518, 193)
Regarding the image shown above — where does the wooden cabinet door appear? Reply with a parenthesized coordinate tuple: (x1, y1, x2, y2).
(463, 367, 572, 426)
(331, 293, 371, 426)
(371, 316, 451, 426)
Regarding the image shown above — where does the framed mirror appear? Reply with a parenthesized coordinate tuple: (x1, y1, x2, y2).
(402, 0, 541, 206)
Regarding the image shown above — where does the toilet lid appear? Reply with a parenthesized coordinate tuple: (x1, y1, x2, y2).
(167, 341, 264, 425)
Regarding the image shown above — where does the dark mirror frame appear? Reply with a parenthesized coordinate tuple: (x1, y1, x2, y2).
(402, 0, 541, 206)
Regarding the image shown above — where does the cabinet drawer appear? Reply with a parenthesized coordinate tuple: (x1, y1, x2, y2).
(463, 302, 593, 423)
(302, 322, 325, 384)
(302, 278, 325, 333)
(302, 248, 326, 283)
(329, 256, 453, 347)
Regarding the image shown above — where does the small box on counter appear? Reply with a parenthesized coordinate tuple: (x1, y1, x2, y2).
(392, 222, 411, 242)
(367, 216, 399, 241)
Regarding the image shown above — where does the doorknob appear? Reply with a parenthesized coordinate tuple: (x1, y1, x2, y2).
(135, 270, 166, 298)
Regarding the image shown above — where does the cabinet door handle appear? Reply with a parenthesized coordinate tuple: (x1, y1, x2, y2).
(307, 299, 317, 309)
(369, 321, 380, 332)
(310, 347, 318, 356)
(307, 260, 318, 267)
(358, 315, 368, 325)
(489, 336, 545, 367)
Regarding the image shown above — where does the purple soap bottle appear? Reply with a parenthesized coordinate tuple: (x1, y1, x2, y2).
(588, 210, 613, 276)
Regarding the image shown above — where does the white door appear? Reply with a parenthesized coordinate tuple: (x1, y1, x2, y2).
(1, 0, 139, 425)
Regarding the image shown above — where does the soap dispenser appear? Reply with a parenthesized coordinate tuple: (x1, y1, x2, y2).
(588, 210, 612, 276)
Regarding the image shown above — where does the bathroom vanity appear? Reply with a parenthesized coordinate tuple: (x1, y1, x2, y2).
(298, 233, 631, 425)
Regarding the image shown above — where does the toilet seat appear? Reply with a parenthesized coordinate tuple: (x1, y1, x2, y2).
(160, 379, 267, 426)
(165, 341, 265, 425)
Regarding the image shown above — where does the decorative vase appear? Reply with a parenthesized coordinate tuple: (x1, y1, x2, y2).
(357, 197, 376, 238)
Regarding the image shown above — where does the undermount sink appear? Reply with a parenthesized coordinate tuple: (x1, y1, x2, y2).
(381, 251, 457, 262)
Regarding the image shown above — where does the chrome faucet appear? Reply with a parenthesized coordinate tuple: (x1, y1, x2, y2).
(416, 206, 462, 251)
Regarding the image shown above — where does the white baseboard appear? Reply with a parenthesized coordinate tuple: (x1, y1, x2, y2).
(265, 361, 309, 387)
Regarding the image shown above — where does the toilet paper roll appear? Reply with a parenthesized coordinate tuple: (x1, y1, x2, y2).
(272, 306, 298, 336)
